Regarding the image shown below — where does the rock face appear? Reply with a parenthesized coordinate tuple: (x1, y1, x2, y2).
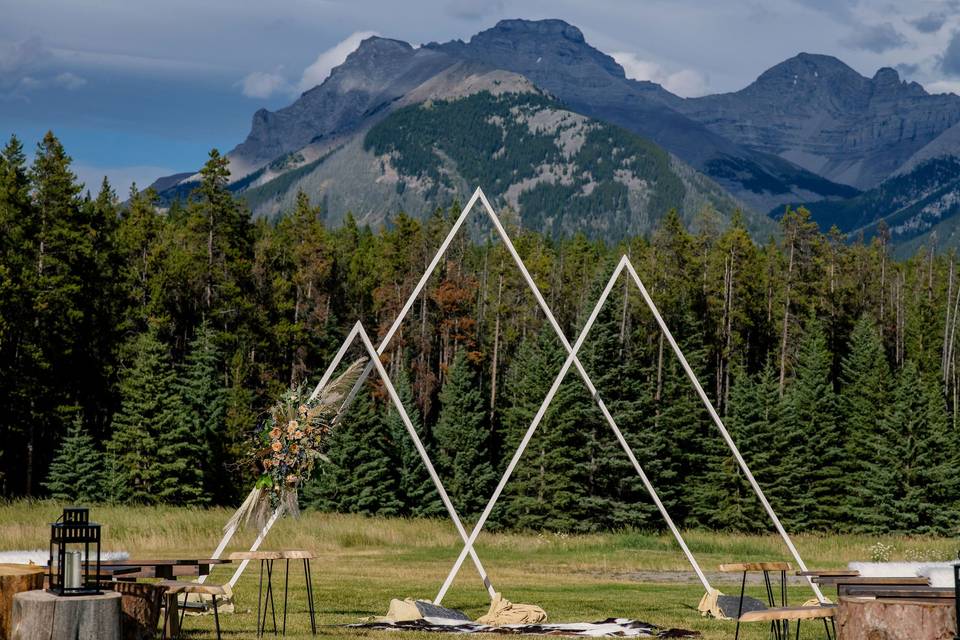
(677, 53, 960, 189)
(230, 37, 458, 169)
(237, 91, 770, 242)
(425, 20, 854, 213)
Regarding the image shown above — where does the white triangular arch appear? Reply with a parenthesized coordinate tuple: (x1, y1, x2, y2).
(206, 187, 822, 605)
(436, 255, 826, 604)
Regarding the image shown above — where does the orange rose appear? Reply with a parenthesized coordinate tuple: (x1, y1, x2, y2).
(269, 427, 281, 439)
(271, 441, 282, 452)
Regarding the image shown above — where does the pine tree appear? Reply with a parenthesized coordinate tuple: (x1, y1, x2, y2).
(777, 319, 843, 530)
(434, 350, 495, 519)
(875, 361, 959, 533)
(42, 414, 106, 503)
(108, 328, 194, 504)
(385, 365, 442, 517)
(492, 327, 585, 531)
(692, 364, 778, 530)
(838, 314, 890, 532)
(174, 321, 224, 503)
(304, 387, 402, 516)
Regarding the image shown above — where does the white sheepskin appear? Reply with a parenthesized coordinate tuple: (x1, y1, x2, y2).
(848, 561, 958, 588)
(0, 550, 129, 566)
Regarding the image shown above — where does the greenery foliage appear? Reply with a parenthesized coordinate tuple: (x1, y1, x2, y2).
(3, 131, 960, 534)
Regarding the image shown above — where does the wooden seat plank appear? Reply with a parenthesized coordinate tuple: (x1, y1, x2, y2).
(228, 551, 282, 561)
(739, 605, 837, 622)
(719, 562, 793, 573)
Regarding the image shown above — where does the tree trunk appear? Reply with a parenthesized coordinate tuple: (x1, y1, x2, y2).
(12, 590, 121, 640)
(489, 273, 503, 421)
(779, 240, 795, 396)
(0, 565, 44, 640)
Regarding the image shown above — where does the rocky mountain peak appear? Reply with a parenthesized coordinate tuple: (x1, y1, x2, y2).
(428, 18, 626, 82)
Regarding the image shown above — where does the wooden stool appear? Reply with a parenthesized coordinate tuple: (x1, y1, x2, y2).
(280, 550, 317, 636)
(158, 581, 225, 640)
(229, 551, 282, 637)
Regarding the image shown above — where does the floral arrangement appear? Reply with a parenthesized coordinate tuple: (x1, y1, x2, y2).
(225, 358, 367, 532)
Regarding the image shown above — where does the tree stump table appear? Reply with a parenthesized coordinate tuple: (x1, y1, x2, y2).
(836, 596, 955, 640)
(0, 564, 45, 640)
(11, 590, 121, 640)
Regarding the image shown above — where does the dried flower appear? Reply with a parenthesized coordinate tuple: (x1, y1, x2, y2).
(293, 430, 303, 440)
(271, 441, 282, 452)
(270, 427, 281, 439)
(285, 474, 298, 486)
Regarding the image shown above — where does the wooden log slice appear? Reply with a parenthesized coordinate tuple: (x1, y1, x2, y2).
(12, 590, 121, 640)
(0, 565, 44, 640)
(837, 596, 955, 640)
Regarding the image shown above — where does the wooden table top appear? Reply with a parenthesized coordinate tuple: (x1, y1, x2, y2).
(797, 570, 860, 577)
(98, 559, 231, 567)
(812, 576, 930, 586)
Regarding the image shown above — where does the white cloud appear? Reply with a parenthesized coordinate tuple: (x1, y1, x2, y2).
(924, 79, 960, 95)
(241, 70, 290, 98)
(52, 72, 86, 90)
(297, 30, 378, 93)
(612, 51, 710, 97)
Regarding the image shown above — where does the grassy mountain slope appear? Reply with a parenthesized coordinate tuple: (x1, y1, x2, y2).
(239, 91, 772, 241)
(778, 157, 960, 248)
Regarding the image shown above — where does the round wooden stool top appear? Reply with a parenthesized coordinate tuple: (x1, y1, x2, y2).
(280, 550, 315, 560)
(227, 551, 282, 561)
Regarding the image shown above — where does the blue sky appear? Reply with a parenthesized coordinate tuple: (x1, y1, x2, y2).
(3, 0, 959, 195)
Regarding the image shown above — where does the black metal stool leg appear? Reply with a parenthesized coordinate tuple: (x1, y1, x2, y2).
(257, 559, 265, 637)
(213, 595, 222, 640)
(282, 558, 290, 636)
(305, 558, 316, 635)
(795, 618, 800, 640)
(823, 617, 832, 640)
(734, 570, 746, 640)
(267, 559, 278, 634)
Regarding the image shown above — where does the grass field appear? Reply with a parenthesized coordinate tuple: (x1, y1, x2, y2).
(2, 501, 957, 639)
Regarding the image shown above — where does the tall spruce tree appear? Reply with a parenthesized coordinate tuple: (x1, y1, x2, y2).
(42, 413, 106, 503)
(385, 366, 442, 517)
(108, 328, 200, 504)
(434, 350, 495, 519)
(497, 327, 575, 530)
(838, 314, 891, 532)
(875, 361, 959, 533)
(175, 321, 225, 503)
(777, 319, 843, 530)
(305, 387, 402, 516)
(691, 364, 779, 530)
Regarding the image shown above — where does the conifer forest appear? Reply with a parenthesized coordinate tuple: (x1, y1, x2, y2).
(4, 131, 960, 536)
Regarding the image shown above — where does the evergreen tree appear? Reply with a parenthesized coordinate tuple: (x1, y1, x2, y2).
(385, 365, 442, 517)
(174, 321, 224, 503)
(496, 327, 572, 530)
(305, 387, 402, 516)
(692, 364, 778, 530)
(875, 361, 959, 533)
(108, 328, 199, 504)
(42, 414, 106, 503)
(434, 350, 495, 519)
(838, 315, 890, 532)
(777, 319, 843, 530)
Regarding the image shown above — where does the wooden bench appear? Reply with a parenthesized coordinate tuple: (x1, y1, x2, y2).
(158, 581, 225, 640)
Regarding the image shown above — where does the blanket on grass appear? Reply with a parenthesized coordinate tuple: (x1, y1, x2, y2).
(348, 617, 700, 637)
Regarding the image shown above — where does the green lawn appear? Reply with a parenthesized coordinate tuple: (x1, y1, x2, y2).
(2, 502, 956, 639)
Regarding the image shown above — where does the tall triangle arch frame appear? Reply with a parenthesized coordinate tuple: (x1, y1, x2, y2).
(434, 254, 826, 604)
(204, 187, 823, 604)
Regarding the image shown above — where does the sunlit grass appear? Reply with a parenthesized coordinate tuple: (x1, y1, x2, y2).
(1, 501, 955, 638)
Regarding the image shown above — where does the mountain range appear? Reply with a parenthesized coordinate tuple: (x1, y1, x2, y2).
(154, 19, 960, 250)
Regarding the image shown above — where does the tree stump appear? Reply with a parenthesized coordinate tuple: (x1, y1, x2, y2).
(0, 564, 45, 640)
(11, 590, 121, 640)
(103, 582, 164, 640)
(837, 596, 956, 640)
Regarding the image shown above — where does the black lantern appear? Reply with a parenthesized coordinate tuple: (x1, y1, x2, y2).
(48, 507, 101, 596)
